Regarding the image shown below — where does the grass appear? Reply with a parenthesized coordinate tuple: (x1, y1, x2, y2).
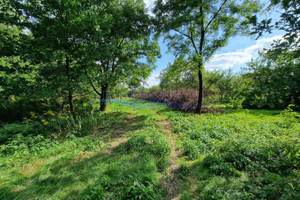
(0, 102, 170, 199)
(0, 99, 299, 199)
(158, 105, 300, 200)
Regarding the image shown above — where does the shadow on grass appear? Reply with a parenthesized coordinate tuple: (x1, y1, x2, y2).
(93, 111, 149, 140)
(0, 110, 163, 199)
(1, 141, 163, 199)
(170, 160, 249, 200)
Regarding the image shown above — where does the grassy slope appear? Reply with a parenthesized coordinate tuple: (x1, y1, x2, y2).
(0, 100, 299, 199)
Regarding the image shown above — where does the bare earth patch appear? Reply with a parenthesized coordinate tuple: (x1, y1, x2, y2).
(157, 118, 181, 200)
(19, 159, 44, 176)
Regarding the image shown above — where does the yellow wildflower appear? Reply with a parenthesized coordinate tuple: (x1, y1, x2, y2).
(11, 97, 16, 102)
(23, 117, 32, 122)
(59, 114, 65, 119)
(41, 119, 49, 125)
(30, 112, 37, 118)
(47, 110, 55, 116)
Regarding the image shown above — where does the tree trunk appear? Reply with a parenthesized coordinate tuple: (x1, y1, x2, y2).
(100, 84, 108, 111)
(68, 90, 74, 112)
(66, 55, 74, 112)
(196, 63, 204, 114)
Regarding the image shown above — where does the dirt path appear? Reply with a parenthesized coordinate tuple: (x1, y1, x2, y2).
(105, 137, 129, 154)
(103, 110, 138, 154)
(156, 114, 181, 200)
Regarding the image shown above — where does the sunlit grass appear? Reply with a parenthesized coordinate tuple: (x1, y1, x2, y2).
(0, 100, 299, 199)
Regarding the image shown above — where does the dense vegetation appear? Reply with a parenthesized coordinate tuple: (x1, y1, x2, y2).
(1, 0, 300, 199)
(0, 100, 299, 199)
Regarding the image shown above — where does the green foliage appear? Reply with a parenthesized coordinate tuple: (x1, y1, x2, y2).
(154, 0, 260, 112)
(163, 107, 300, 199)
(0, 122, 43, 144)
(126, 132, 171, 157)
(125, 130, 171, 172)
(0, 0, 157, 114)
(178, 164, 190, 180)
(243, 50, 300, 110)
(180, 191, 193, 200)
(82, 172, 162, 200)
(0, 102, 171, 199)
(252, 0, 299, 50)
(159, 57, 199, 90)
(203, 156, 242, 177)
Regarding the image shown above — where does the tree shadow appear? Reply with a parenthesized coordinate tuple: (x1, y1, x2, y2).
(93, 111, 149, 140)
(169, 160, 249, 200)
(0, 110, 161, 199)
(3, 140, 162, 199)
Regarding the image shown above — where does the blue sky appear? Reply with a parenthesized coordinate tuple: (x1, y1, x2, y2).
(143, 0, 285, 87)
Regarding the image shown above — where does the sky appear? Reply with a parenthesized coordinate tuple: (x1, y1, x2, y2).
(143, 0, 285, 87)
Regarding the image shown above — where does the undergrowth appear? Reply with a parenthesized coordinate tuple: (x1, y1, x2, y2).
(160, 107, 300, 200)
(0, 100, 299, 199)
(0, 102, 170, 200)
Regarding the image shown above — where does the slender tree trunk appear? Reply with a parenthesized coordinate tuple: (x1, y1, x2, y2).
(196, 3, 205, 114)
(196, 63, 204, 114)
(100, 84, 108, 111)
(68, 91, 73, 112)
(66, 55, 74, 112)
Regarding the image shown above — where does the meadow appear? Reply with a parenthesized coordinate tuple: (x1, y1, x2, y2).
(0, 100, 299, 200)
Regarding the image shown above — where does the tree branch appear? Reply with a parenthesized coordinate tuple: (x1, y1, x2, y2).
(83, 66, 101, 96)
(190, 31, 199, 55)
(174, 29, 199, 55)
(204, 0, 228, 33)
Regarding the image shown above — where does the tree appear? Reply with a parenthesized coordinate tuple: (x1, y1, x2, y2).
(7, 0, 107, 112)
(83, 0, 159, 111)
(247, 0, 300, 110)
(242, 49, 300, 110)
(252, 0, 299, 49)
(159, 57, 198, 90)
(154, 0, 260, 113)
(0, 1, 40, 121)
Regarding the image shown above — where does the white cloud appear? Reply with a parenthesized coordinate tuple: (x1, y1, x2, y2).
(205, 35, 283, 70)
(146, 35, 283, 86)
(145, 73, 160, 87)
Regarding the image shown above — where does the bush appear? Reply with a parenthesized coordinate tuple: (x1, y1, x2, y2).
(0, 134, 57, 157)
(0, 122, 44, 144)
(134, 89, 224, 113)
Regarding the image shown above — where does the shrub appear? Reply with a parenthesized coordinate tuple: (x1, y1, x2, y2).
(0, 122, 44, 144)
(134, 89, 224, 113)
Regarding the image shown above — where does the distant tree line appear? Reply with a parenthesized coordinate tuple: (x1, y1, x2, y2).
(134, 0, 299, 112)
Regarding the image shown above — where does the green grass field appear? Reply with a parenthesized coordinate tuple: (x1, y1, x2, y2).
(0, 100, 299, 200)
